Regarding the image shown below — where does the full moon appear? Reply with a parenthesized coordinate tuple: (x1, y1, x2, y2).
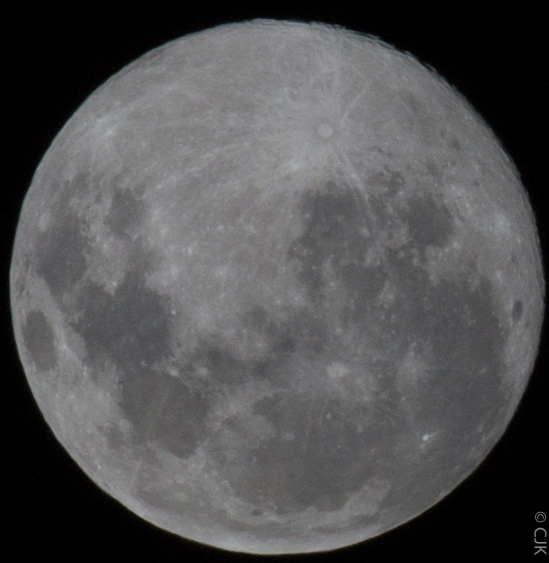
(10, 20, 544, 554)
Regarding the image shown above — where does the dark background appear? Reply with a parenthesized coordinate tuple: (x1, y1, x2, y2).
(4, 2, 547, 561)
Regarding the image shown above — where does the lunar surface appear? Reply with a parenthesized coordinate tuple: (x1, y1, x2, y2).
(10, 20, 544, 554)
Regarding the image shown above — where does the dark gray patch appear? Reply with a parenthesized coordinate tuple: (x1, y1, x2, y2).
(450, 136, 462, 151)
(212, 395, 399, 515)
(242, 306, 270, 331)
(339, 262, 384, 295)
(36, 212, 88, 301)
(121, 370, 208, 457)
(368, 249, 510, 523)
(288, 182, 376, 306)
(22, 311, 57, 371)
(405, 275, 508, 463)
(106, 189, 145, 238)
(512, 300, 523, 322)
(377, 396, 505, 531)
(72, 268, 210, 457)
(73, 270, 172, 374)
(406, 194, 454, 248)
(429, 278, 504, 371)
(282, 310, 327, 355)
(424, 160, 442, 179)
(250, 508, 263, 516)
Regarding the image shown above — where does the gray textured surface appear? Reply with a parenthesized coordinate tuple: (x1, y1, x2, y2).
(10, 20, 544, 554)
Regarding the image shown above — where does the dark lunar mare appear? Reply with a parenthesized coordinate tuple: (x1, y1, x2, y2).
(208, 178, 511, 517)
(30, 173, 511, 523)
(72, 270, 211, 457)
(36, 208, 89, 303)
(22, 310, 57, 371)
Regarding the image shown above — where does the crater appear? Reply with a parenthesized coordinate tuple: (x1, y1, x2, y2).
(512, 300, 523, 322)
(22, 310, 57, 371)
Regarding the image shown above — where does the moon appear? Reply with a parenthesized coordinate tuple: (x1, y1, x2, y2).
(10, 19, 544, 554)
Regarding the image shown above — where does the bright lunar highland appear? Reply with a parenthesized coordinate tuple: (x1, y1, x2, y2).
(11, 20, 544, 554)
